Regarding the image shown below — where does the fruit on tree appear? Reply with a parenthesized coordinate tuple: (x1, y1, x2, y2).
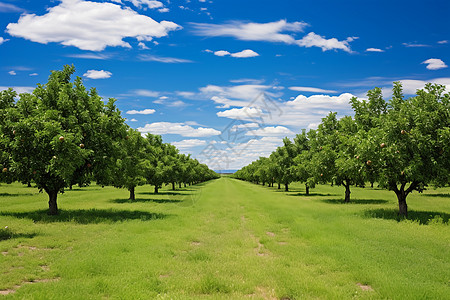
(380, 143, 386, 148)
(2, 168, 7, 173)
(366, 160, 372, 166)
(59, 136, 64, 142)
(401, 130, 406, 135)
(80, 144, 85, 148)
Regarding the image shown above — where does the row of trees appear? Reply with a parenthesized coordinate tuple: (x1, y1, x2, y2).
(0, 65, 218, 215)
(234, 83, 449, 216)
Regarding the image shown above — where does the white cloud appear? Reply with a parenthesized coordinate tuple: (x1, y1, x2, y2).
(231, 49, 259, 58)
(192, 20, 354, 52)
(437, 40, 448, 44)
(134, 89, 160, 97)
(289, 86, 337, 93)
(0, 86, 35, 94)
(158, 8, 169, 13)
(191, 20, 308, 43)
(398, 78, 450, 94)
(176, 91, 196, 98)
(138, 122, 220, 137)
(139, 54, 192, 63)
(172, 139, 207, 149)
(422, 58, 447, 70)
(167, 100, 187, 107)
(200, 84, 280, 107)
(247, 126, 294, 137)
(214, 50, 230, 56)
(130, 118, 138, 122)
(0, 37, 9, 45)
(138, 42, 149, 49)
(296, 32, 352, 52)
(127, 0, 164, 9)
(83, 70, 112, 79)
(8, 71, 16, 76)
(365, 48, 384, 52)
(67, 53, 112, 60)
(402, 42, 429, 48)
(126, 108, 156, 114)
(217, 107, 263, 119)
(29, 73, 38, 76)
(212, 49, 259, 58)
(0, 2, 23, 12)
(6, 0, 180, 51)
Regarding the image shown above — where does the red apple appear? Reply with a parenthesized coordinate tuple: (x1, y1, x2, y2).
(320, 173, 323, 177)
(356, 155, 360, 159)
(80, 143, 85, 148)
(59, 136, 64, 142)
(366, 160, 372, 166)
(319, 146, 323, 150)
(12, 130, 16, 135)
(87, 163, 92, 168)
(2, 168, 7, 173)
(33, 171, 37, 175)
(380, 143, 386, 148)
(401, 130, 406, 135)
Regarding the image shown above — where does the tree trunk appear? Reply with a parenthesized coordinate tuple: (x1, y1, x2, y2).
(395, 189, 408, 217)
(129, 187, 135, 200)
(370, 181, 374, 188)
(285, 183, 289, 192)
(305, 183, 309, 195)
(172, 182, 175, 190)
(277, 183, 281, 189)
(184, 183, 186, 187)
(27, 182, 32, 188)
(344, 183, 351, 203)
(154, 185, 159, 194)
(47, 190, 58, 215)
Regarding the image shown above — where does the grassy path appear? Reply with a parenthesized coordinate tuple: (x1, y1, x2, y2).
(0, 177, 449, 299)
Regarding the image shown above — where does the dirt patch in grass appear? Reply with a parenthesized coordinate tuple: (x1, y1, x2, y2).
(191, 241, 201, 246)
(245, 286, 277, 299)
(0, 278, 60, 295)
(357, 283, 374, 291)
(266, 231, 275, 237)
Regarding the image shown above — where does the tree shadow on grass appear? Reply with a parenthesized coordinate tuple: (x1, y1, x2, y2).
(0, 209, 168, 224)
(0, 193, 35, 197)
(421, 193, 450, 198)
(288, 192, 338, 197)
(139, 191, 188, 196)
(112, 198, 182, 204)
(322, 198, 389, 204)
(364, 208, 450, 225)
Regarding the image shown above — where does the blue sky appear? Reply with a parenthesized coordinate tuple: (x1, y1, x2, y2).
(1, 0, 449, 170)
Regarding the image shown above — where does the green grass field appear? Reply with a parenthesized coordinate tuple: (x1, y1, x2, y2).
(0, 178, 449, 299)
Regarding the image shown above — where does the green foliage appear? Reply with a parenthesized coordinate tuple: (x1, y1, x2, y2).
(0, 225, 13, 241)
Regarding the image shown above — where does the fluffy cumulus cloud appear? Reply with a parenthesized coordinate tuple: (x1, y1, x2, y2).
(216, 92, 355, 129)
(247, 126, 294, 137)
(422, 58, 447, 70)
(6, 0, 181, 51)
(83, 70, 112, 79)
(212, 49, 259, 58)
(191, 20, 354, 52)
(126, 0, 164, 9)
(126, 108, 156, 114)
(138, 122, 220, 137)
(0, 86, 35, 94)
(397, 78, 450, 94)
(172, 139, 207, 149)
(289, 86, 337, 93)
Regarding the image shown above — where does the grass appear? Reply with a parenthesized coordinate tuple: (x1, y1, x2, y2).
(0, 178, 449, 299)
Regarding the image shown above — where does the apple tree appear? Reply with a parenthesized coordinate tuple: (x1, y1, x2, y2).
(358, 83, 449, 216)
(7, 65, 127, 215)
